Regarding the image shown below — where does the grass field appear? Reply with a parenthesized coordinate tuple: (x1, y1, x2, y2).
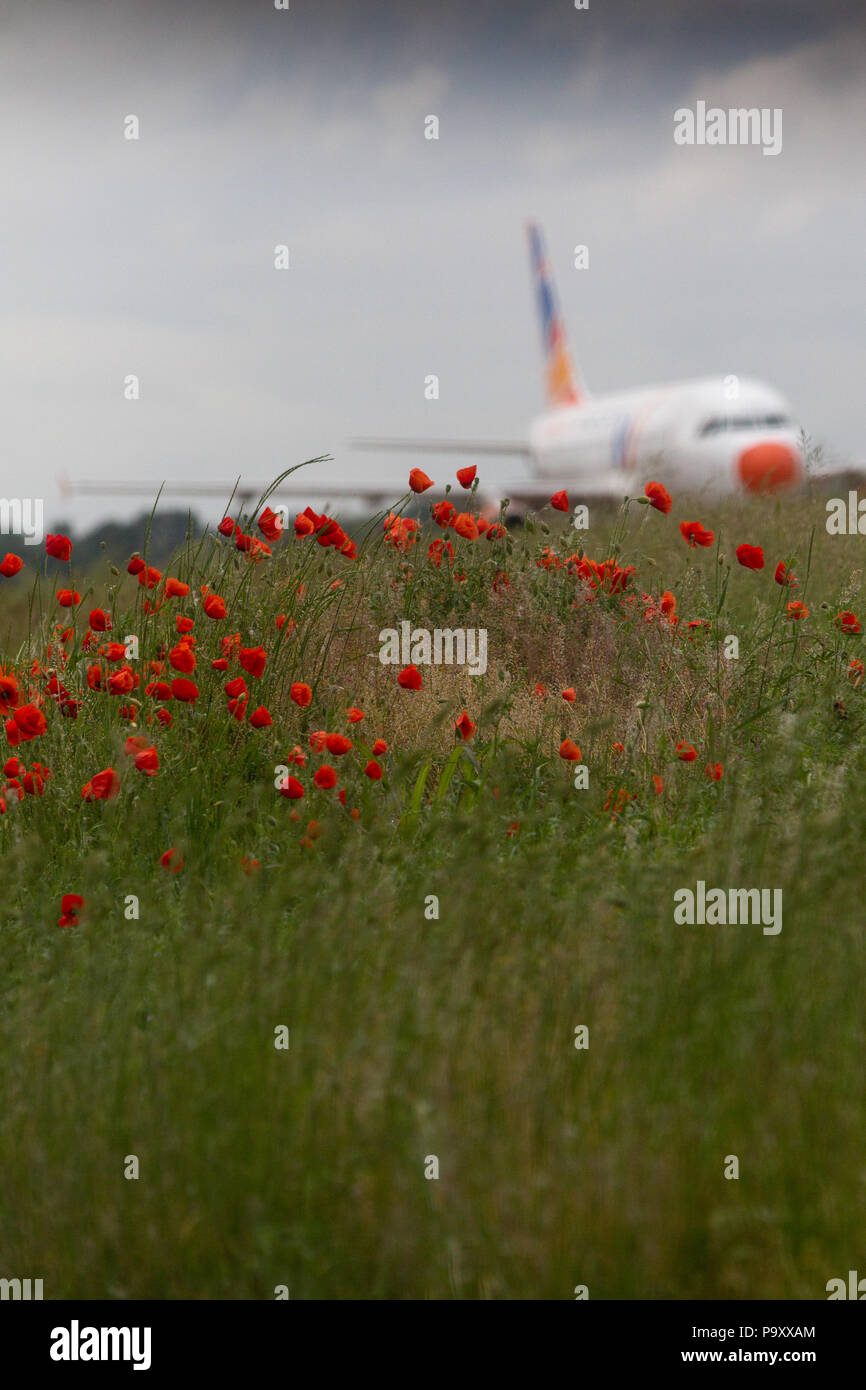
(1, 468, 864, 1300)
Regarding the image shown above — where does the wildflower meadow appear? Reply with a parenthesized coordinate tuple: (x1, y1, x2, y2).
(1, 463, 864, 1299)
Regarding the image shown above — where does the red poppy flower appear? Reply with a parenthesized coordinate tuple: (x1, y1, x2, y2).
(145, 680, 173, 700)
(3, 756, 24, 777)
(46, 534, 72, 562)
(705, 762, 724, 781)
(81, 767, 121, 801)
(294, 513, 315, 538)
(171, 678, 199, 702)
(612, 742, 624, 755)
(680, 521, 715, 548)
(107, 667, 135, 696)
(138, 566, 162, 589)
(203, 593, 227, 620)
(644, 480, 672, 514)
(848, 659, 864, 686)
(160, 848, 183, 872)
(836, 611, 861, 634)
(279, 775, 305, 800)
(58, 893, 85, 928)
(227, 696, 248, 721)
(652, 775, 664, 795)
(427, 538, 453, 570)
(453, 512, 479, 541)
(562, 687, 576, 703)
(0, 676, 20, 716)
(736, 544, 764, 570)
(314, 765, 337, 789)
(56, 589, 80, 607)
(164, 577, 190, 598)
(786, 601, 809, 621)
(431, 500, 456, 528)
(313, 517, 343, 549)
(455, 710, 475, 741)
(258, 506, 284, 542)
(456, 466, 477, 489)
(13, 703, 47, 740)
(383, 511, 410, 548)
(4, 719, 21, 748)
(89, 608, 111, 631)
(559, 739, 581, 761)
(372, 738, 387, 755)
(217, 517, 236, 538)
(0, 554, 24, 578)
(309, 730, 328, 753)
(675, 742, 697, 761)
(169, 643, 196, 674)
(325, 733, 352, 756)
(397, 665, 422, 690)
(223, 676, 246, 699)
(124, 735, 150, 755)
(409, 468, 434, 493)
(134, 746, 160, 776)
(364, 760, 383, 780)
(127, 554, 145, 575)
(346, 707, 364, 723)
(550, 490, 569, 512)
(775, 562, 797, 586)
(290, 682, 312, 707)
(249, 705, 272, 729)
(155, 708, 172, 727)
(239, 646, 266, 678)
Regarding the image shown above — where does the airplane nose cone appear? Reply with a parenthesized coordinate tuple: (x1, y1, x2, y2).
(737, 441, 802, 492)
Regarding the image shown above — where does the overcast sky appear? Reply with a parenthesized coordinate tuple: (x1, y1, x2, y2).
(1, 0, 864, 529)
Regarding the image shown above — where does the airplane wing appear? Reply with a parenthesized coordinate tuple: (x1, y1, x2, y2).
(58, 477, 409, 507)
(351, 437, 532, 458)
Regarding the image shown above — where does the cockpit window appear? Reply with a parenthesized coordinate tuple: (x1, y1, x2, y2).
(699, 414, 791, 437)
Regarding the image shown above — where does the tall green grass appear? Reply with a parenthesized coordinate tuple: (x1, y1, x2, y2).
(1, 484, 863, 1298)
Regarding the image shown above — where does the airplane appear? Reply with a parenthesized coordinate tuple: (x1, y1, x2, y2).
(61, 222, 816, 517)
(353, 222, 806, 503)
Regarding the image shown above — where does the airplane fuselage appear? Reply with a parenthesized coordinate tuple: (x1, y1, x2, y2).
(528, 375, 803, 496)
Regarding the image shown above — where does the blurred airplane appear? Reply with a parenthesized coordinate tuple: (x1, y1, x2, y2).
(62, 222, 813, 515)
(354, 222, 806, 502)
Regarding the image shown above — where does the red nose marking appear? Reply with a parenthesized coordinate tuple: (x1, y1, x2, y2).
(738, 442, 801, 492)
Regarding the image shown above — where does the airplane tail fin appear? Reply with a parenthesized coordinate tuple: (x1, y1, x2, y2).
(527, 222, 586, 409)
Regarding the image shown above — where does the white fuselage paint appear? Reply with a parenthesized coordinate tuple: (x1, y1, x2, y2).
(527, 375, 803, 497)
